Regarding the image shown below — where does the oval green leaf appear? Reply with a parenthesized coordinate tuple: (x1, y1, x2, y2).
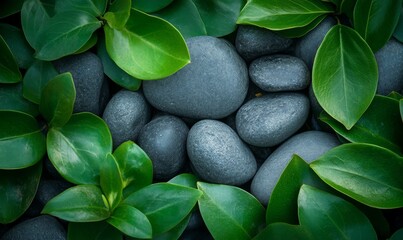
(390, 228, 403, 240)
(42, 185, 110, 222)
(104, 8, 190, 80)
(168, 173, 198, 188)
(339, 0, 357, 19)
(311, 143, 403, 208)
(197, 182, 265, 240)
(68, 221, 123, 240)
(152, 213, 191, 240)
(0, 83, 39, 116)
(400, 99, 403, 121)
(276, 14, 326, 38)
(132, 0, 173, 13)
(312, 25, 378, 130)
(100, 153, 123, 210)
(253, 223, 313, 240)
(0, 35, 21, 84)
(47, 112, 113, 185)
(104, 0, 131, 29)
(394, 8, 403, 42)
(74, 33, 98, 54)
(298, 185, 377, 240)
(55, 0, 107, 17)
(0, 0, 25, 18)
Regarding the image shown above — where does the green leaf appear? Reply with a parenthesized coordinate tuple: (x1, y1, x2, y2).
(320, 95, 403, 154)
(104, 0, 131, 29)
(47, 112, 113, 185)
(0, 83, 39, 116)
(55, 0, 107, 17)
(197, 182, 265, 240)
(96, 36, 141, 91)
(0, 162, 42, 224)
(237, 0, 334, 30)
(400, 99, 403, 121)
(0, 35, 21, 84)
(104, 8, 190, 80)
(0, 110, 45, 169)
(42, 185, 110, 222)
(388, 91, 403, 100)
(298, 185, 377, 240)
(253, 223, 313, 240)
(276, 14, 326, 38)
(312, 25, 378, 130)
(74, 33, 98, 54)
(100, 153, 123, 210)
(152, 213, 191, 240)
(68, 221, 123, 240)
(39, 72, 76, 128)
(339, 0, 357, 19)
(132, 0, 173, 13)
(353, 0, 403, 52)
(311, 143, 403, 208)
(123, 183, 202, 235)
(168, 173, 198, 188)
(113, 141, 152, 197)
(107, 205, 152, 238)
(394, 8, 403, 42)
(390, 228, 403, 240)
(0, 0, 25, 18)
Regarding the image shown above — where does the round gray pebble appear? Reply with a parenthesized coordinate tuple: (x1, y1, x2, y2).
(143, 36, 248, 119)
(187, 120, 257, 185)
(236, 93, 310, 147)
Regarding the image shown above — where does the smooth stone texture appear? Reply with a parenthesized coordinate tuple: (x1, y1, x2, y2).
(103, 90, 151, 148)
(375, 38, 403, 95)
(138, 115, 189, 180)
(53, 52, 108, 115)
(0, 216, 66, 240)
(235, 25, 293, 62)
(236, 93, 310, 147)
(249, 55, 310, 92)
(187, 120, 257, 185)
(251, 131, 340, 205)
(143, 36, 248, 119)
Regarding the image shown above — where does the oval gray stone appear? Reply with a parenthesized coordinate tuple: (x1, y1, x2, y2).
(187, 120, 257, 185)
(236, 93, 310, 147)
(251, 131, 340, 205)
(138, 115, 189, 180)
(102, 90, 151, 148)
(249, 54, 310, 92)
(143, 36, 248, 119)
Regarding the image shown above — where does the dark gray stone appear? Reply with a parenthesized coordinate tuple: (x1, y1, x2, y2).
(143, 36, 248, 119)
(249, 55, 310, 92)
(138, 115, 189, 180)
(235, 25, 293, 62)
(0, 216, 66, 240)
(187, 120, 257, 185)
(236, 93, 310, 147)
(251, 131, 340, 205)
(103, 90, 151, 148)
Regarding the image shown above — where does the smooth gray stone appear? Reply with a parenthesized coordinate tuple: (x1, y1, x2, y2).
(251, 131, 340, 205)
(249, 54, 310, 92)
(103, 90, 151, 148)
(187, 120, 257, 185)
(0, 216, 66, 240)
(138, 115, 189, 180)
(236, 93, 310, 147)
(235, 25, 293, 62)
(143, 36, 248, 119)
(375, 38, 403, 95)
(53, 52, 107, 115)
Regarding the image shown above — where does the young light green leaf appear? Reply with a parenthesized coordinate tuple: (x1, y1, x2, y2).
(312, 25, 378, 130)
(237, 0, 334, 30)
(0, 83, 39, 116)
(42, 185, 110, 222)
(68, 221, 123, 240)
(0, 35, 21, 84)
(47, 113, 113, 185)
(104, 0, 131, 29)
(0, 110, 45, 169)
(107, 205, 152, 239)
(311, 143, 403, 208)
(276, 15, 326, 38)
(394, 8, 403, 42)
(74, 33, 98, 54)
(152, 213, 191, 240)
(55, 0, 107, 17)
(0, 0, 25, 18)
(104, 8, 190, 80)
(21, 0, 51, 49)
(100, 153, 123, 210)
(197, 182, 265, 240)
(168, 173, 198, 188)
(253, 223, 313, 240)
(132, 0, 173, 13)
(298, 185, 377, 240)
(0, 162, 42, 224)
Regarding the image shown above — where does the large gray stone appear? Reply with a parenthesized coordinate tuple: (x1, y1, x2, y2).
(138, 115, 189, 180)
(143, 36, 248, 119)
(102, 90, 151, 148)
(251, 131, 340, 205)
(187, 120, 257, 185)
(236, 93, 310, 147)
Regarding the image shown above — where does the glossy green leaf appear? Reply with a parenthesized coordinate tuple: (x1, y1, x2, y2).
(0, 162, 42, 224)
(42, 185, 110, 222)
(132, 0, 173, 13)
(298, 185, 377, 240)
(312, 25, 378, 130)
(152, 213, 191, 240)
(47, 112, 113, 185)
(197, 182, 265, 240)
(394, 8, 403, 42)
(0, 83, 39, 116)
(311, 143, 403, 208)
(104, 8, 190, 80)
(168, 173, 198, 188)
(339, 0, 357, 19)
(276, 14, 326, 38)
(68, 221, 123, 240)
(113, 141, 152, 197)
(0, 110, 45, 169)
(104, 0, 131, 29)
(320, 96, 403, 154)
(253, 223, 313, 240)
(390, 228, 403, 240)
(39, 72, 75, 128)
(0, 35, 21, 84)
(55, 0, 107, 17)
(354, 0, 402, 52)
(74, 33, 98, 54)
(123, 183, 202, 235)
(237, 0, 334, 30)
(100, 153, 123, 210)
(388, 91, 403, 100)
(0, 0, 25, 18)
(107, 205, 152, 238)
(97, 36, 141, 91)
